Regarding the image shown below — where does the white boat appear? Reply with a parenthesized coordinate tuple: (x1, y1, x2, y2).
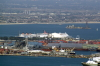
(19, 32, 70, 38)
(81, 57, 100, 66)
(96, 28, 98, 31)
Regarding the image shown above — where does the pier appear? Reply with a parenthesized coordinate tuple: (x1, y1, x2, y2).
(0, 47, 100, 59)
(0, 51, 99, 59)
(0, 37, 100, 59)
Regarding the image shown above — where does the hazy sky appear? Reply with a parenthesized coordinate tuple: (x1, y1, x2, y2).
(0, 0, 100, 11)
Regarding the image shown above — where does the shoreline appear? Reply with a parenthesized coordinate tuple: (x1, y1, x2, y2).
(0, 22, 100, 25)
(0, 53, 91, 58)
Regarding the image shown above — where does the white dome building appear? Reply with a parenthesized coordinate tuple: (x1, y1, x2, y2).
(50, 32, 69, 38)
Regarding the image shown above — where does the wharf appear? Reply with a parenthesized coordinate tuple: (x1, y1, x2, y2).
(0, 52, 98, 58)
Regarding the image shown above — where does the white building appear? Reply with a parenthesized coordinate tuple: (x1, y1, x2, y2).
(49, 32, 69, 38)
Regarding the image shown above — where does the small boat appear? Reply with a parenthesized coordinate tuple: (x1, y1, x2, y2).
(81, 57, 100, 66)
(96, 28, 98, 31)
(66, 21, 91, 29)
(96, 47, 100, 52)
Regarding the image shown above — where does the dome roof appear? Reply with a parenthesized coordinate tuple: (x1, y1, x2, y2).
(51, 32, 69, 38)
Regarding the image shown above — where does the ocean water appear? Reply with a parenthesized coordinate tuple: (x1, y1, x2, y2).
(0, 55, 87, 66)
(0, 23, 100, 40)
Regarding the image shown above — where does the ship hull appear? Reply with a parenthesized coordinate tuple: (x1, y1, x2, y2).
(81, 62, 98, 66)
(96, 49, 100, 52)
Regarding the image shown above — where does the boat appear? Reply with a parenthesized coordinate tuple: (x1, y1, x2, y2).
(52, 46, 76, 55)
(66, 25, 84, 29)
(66, 21, 91, 29)
(81, 57, 100, 66)
(96, 47, 100, 52)
(96, 28, 98, 31)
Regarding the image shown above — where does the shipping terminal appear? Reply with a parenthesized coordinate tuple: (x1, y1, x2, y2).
(0, 31, 100, 57)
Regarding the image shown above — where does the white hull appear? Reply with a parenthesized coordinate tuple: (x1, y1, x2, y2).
(82, 62, 98, 66)
(81, 57, 100, 66)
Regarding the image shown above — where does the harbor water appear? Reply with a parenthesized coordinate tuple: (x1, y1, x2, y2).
(0, 23, 100, 40)
(0, 23, 100, 66)
(0, 50, 99, 66)
(0, 55, 87, 66)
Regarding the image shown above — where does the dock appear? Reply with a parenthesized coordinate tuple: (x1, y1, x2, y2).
(0, 48, 99, 59)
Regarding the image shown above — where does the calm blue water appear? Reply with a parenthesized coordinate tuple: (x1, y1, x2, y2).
(0, 23, 100, 40)
(0, 55, 87, 66)
(0, 51, 98, 66)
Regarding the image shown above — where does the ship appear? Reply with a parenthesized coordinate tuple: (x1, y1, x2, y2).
(66, 25, 84, 29)
(19, 31, 71, 38)
(96, 47, 100, 52)
(51, 46, 76, 55)
(66, 21, 91, 29)
(81, 57, 100, 66)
